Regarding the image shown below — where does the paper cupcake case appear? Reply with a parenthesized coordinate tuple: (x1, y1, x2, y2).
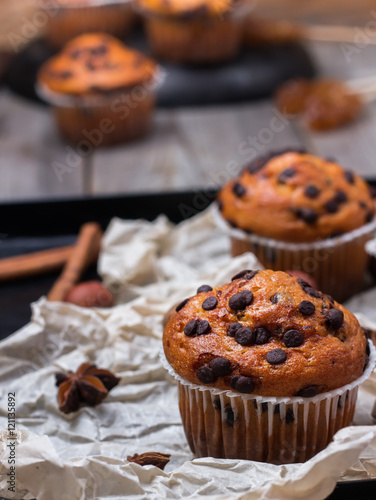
(213, 206, 376, 303)
(36, 70, 163, 146)
(40, 0, 135, 49)
(161, 341, 376, 464)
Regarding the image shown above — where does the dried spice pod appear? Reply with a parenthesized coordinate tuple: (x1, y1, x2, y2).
(55, 362, 120, 414)
(127, 452, 171, 470)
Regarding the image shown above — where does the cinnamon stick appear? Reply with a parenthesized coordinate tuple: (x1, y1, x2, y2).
(0, 245, 74, 282)
(47, 222, 103, 302)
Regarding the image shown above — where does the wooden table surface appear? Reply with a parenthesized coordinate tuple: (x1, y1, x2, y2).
(1, 39, 376, 202)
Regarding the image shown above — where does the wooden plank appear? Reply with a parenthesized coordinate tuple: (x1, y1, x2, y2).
(0, 91, 85, 201)
(91, 110, 205, 194)
(91, 101, 303, 194)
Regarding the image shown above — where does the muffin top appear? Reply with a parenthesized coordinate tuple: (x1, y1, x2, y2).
(163, 270, 368, 397)
(217, 151, 375, 243)
(137, 0, 232, 17)
(37, 33, 157, 95)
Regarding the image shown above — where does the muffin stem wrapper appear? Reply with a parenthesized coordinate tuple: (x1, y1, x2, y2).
(161, 340, 376, 464)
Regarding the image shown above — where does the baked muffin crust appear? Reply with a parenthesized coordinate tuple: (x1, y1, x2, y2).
(163, 270, 367, 397)
(217, 151, 375, 243)
(38, 33, 157, 95)
(137, 0, 233, 17)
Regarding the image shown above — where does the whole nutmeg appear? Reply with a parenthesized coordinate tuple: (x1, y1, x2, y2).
(286, 270, 318, 291)
(65, 281, 114, 308)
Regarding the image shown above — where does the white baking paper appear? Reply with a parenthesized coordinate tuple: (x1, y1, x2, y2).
(1, 205, 376, 500)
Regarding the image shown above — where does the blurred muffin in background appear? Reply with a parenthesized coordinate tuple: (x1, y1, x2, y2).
(136, 0, 247, 64)
(37, 33, 159, 147)
(41, 0, 136, 49)
(215, 150, 376, 301)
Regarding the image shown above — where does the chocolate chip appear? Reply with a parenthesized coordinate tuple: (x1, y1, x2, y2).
(196, 320, 211, 335)
(91, 44, 108, 55)
(227, 322, 242, 337)
(326, 294, 335, 304)
(184, 319, 211, 336)
(254, 327, 271, 345)
(184, 319, 198, 336)
(283, 329, 304, 348)
(224, 405, 234, 427)
(298, 300, 315, 316)
(334, 190, 347, 203)
(176, 298, 189, 312)
(231, 270, 258, 281)
(247, 153, 273, 174)
(298, 279, 321, 298)
(197, 285, 213, 293)
(325, 309, 344, 330)
(196, 366, 215, 384)
(235, 327, 256, 346)
(344, 170, 355, 184)
(325, 199, 339, 214)
(359, 201, 367, 209)
(270, 293, 280, 304)
(304, 185, 320, 198)
(85, 61, 96, 71)
(295, 207, 318, 224)
(209, 357, 232, 377)
(366, 210, 374, 223)
(278, 168, 296, 183)
(232, 182, 246, 198)
(213, 398, 221, 410)
(266, 349, 287, 364)
(297, 385, 319, 397)
(285, 408, 295, 424)
(202, 296, 218, 311)
(230, 375, 255, 394)
(229, 290, 253, 310)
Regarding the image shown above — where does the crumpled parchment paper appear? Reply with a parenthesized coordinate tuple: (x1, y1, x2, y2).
(1, 204, 376, 500)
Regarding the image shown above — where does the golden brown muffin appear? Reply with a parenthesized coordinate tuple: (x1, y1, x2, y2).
(38, 33, 157, 96)
(37, 34, 158, 146)
(136, 0, 243, 63)
(137, 0, 232, 17)
(164, 270, 368, 397)
(217, 151, 375, 243)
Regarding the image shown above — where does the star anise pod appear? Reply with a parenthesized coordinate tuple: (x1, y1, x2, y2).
(55, 362, 120, 414)
(127, 452, 171, 470)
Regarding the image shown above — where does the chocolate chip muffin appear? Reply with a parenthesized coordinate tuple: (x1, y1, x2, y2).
(37, 34, 158, 146)
(136, 0, 245, 63)
(215, 150, 376, 302)
(42, 0, 135, 49)
(162, 269, 374, 463)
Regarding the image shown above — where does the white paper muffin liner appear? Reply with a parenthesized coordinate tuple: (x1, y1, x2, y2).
(161, 340, 376, 464)
(213, 205, 376, 303)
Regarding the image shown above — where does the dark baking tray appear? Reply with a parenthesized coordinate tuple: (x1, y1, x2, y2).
(0, 190, 375, 498)
(4, 26, 315, 107)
